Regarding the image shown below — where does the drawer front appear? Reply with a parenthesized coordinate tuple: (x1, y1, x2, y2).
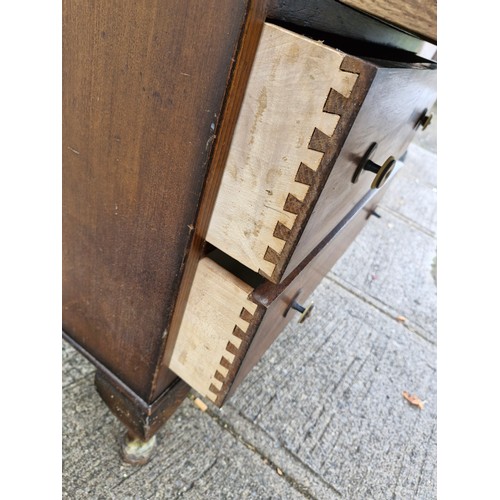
(285, 64, 436, 276)
(206, 22, 436, 284)
(170, 186, 389, 406)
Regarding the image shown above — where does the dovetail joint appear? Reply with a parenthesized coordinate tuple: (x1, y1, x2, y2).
(207, 306, 256, 404)
(259, 58, 362, 280)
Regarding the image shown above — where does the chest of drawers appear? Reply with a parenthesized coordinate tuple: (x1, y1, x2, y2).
(62, 0, 436, 461)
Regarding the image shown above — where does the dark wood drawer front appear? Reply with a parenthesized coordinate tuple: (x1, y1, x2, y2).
(206, 22, 436, 284)
(284, 64, 436, 278)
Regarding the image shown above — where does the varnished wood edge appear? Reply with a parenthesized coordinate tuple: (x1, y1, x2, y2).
(262, 55, 378, 284)
(151, 0, 268, 401)
(63, 330, 189, 440)
(95, 370, 190, 442)
(206, 303, 266, 406)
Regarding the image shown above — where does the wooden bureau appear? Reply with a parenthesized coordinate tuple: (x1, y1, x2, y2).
(62, 0, 436, 462)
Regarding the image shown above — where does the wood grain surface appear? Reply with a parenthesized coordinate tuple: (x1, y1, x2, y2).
(169, 258, 259, 403)
(206, 23, 436, 285)
(339, 0, 437, 43)
(169, 183, 396, 407)
(206, 23, 359, 280)
(62, 0, 251, 400)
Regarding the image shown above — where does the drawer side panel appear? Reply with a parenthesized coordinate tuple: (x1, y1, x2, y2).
(206, 23, 371, 282)
(170, 258, 259, 402)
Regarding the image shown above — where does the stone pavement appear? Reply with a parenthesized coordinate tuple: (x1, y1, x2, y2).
(63, 108, 437, 499)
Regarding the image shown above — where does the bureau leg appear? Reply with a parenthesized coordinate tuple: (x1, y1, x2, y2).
(94, 370, 190, 464)
(120, 432, 157, 466)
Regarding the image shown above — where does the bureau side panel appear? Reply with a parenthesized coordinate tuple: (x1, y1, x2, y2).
(62, 0, 248, 399)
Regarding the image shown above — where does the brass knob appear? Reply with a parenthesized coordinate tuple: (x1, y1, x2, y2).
(291, 301, 314, 324)
(417, 108, 433, 130)
(352, 142, 396, 189)
(284, 291, 314, 323)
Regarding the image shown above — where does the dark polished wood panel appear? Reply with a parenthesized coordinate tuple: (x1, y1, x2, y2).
(63, 0, 251, 399)
(283, 61, 436, 279)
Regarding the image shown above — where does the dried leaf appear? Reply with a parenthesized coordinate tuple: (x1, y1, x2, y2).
(193, 397, 207, 412)
(402, 391, 425, 410)
(396, 315, 407, 323)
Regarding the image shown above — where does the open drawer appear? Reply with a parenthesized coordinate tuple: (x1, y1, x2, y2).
(206, 22, 436, 284)
(170, 186, 391, 406)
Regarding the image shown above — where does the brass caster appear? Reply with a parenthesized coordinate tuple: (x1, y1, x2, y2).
(120, 432, 157, 466)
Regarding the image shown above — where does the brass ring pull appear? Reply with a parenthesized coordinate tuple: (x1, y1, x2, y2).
(352, 142, 396, 189)
(284, 290, 314, 324)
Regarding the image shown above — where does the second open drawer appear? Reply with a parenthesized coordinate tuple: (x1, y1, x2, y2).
(171, 187, 390, 406)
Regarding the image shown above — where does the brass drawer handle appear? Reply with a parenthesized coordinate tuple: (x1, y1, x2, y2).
(284, 291, 314, 324)
(352, 142, 396, 189)
(417, 108, 433, 130)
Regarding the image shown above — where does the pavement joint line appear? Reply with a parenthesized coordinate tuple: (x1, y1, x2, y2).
(171, 456, 220, 499)
(376, 204, 436, 239)
(223, 401, 344, 498)
(325, 275, 436, 347)
(111, 461, 147, 491)
(186, 394, 334, 499)
(62, 372, 95, 391)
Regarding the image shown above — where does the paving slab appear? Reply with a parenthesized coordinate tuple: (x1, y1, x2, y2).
(411, 102, 437, 155)
(62, 339, 95, 389)
(330, 208, 437, 342)
(227, 280, 436, 499)
(382, 150, 437, 235)
(400, 143, 437, 188)
(62, 346, 307, 500)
